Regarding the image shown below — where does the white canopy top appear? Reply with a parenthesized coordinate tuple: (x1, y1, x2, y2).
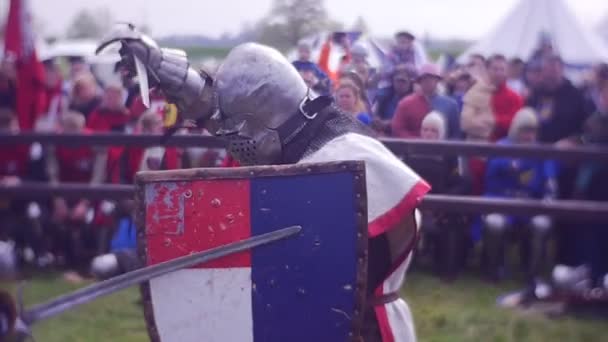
(458, 0, 608, 66)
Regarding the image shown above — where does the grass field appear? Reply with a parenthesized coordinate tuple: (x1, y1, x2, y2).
(1, 271, 606, 342)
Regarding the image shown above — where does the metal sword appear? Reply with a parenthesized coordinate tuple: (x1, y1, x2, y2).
(2, 225, 301, 336)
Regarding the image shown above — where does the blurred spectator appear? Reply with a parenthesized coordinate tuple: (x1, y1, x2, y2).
(486, 55, 524, 141)
(335, 81, 372, 125)
(522, 59, 543, 100)
(133, 112, 181, 172)
(182, 128, 226, 168)
(526, 55, 593, 143)
(448, 69, 474, 114)
(339, 71, 372, 113)
(91, 112, 182, 279)
(87, 82, 132, 133)
(461, 64, 495, 142)
(581, 78, 608, 144)
(299, 69, 330, 95)
(318, 34, 352, 84)
(530, 32, 555, 62)
(69, 73, 102, 119)
(405, 112, 472, 280)
(37, 60, 69, 132)
(392, 63, 459, 139)
(292, 40, 331, 95)
(344, 43, 378, 99)
(482, 108, 557, 282)
(466, 54, 486, 74)
(109, 111, 181, 185)
(0, 108, 52, 269)
(372, 64, 416, 135)
(387, 31, 425, 68)
(47, 111, 108, 273)
(571, 88, 608, 289)
(552, 78, 608, 289)
(129, 88, 171, 123)
(581, 63, 608, 112)
(378, 31, 425, 90)
(507, 57, 526, 96)
(460, 72, 494, 240)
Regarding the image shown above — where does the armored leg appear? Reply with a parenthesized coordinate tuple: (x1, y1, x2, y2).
(525, 215, 552, 281)
(482, 213, 510, 281)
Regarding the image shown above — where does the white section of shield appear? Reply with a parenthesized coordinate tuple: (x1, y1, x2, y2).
(149, 268, 253, 342)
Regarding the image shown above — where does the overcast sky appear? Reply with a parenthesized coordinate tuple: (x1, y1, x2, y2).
(2, 0, 607, 40)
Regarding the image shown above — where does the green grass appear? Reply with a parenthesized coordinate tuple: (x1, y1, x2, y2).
(1, 272, 606, 342)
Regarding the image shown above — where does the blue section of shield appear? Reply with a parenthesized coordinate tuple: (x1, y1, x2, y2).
(250, 172, 359, 341)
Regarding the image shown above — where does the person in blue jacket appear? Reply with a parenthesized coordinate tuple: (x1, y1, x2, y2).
(482, 107, 557, 282)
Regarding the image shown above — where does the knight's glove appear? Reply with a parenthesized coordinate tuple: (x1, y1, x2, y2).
(96, 24, 216, 126)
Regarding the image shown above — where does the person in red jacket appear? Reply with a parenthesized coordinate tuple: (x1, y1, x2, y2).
(47, 111, 107, 275)
(487, 54, 524, 141)
(90, 111, 182, 279)
(108, 111, 181, 185)
(87, 82, 133, 133)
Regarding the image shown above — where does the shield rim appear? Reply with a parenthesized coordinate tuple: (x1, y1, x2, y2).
(134, 160, 369, 342)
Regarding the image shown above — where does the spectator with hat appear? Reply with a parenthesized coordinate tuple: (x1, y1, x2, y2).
(391, 63, 460, 139)
(388, 31, 426, 69)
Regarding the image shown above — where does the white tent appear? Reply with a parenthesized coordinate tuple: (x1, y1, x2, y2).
(40, 39, 120, 64)
(598, 14, 608, 44)
(458, 0, 608, 66)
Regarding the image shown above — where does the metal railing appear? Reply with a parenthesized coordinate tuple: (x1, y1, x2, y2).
(1, 182, 607, 222)
(1, 132, 607, 221)
(2, 132, 607, 162)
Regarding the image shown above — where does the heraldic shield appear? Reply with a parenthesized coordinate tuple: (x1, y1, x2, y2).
(135, 161, 369, 342)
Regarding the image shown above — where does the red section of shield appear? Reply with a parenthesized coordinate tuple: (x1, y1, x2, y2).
(145, 180, 251, 268)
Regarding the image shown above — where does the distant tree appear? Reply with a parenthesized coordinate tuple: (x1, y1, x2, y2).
(66, 8, 113, 39)
(256, 0, 342, 50)
(351, 16, 370, 34)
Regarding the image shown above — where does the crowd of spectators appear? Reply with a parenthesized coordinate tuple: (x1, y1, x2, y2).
(0, 31, 607, 296)
(293, 31, 608, 292)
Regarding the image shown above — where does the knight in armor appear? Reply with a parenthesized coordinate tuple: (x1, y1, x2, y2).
(482, 107, 557, 282)
(97, 24, 430, 341)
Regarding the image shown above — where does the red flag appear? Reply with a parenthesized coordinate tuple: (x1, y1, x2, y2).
(4, 0, 46, 131)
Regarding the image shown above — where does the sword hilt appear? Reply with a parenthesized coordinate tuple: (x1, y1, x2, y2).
(0, 290, 17, 340)
(0, 288, 34, 341)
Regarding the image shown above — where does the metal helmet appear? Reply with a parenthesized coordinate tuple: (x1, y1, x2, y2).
(212, 43, 310, 165)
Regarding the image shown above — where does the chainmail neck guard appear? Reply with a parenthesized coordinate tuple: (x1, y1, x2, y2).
(280, 105, 375, 164)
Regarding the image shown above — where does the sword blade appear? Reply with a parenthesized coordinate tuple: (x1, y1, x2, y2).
(133, 56, 150, 108)
(21, 225, 301, 325)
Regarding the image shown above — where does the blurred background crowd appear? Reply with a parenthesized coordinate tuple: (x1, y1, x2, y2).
(0, 0, 607, 302)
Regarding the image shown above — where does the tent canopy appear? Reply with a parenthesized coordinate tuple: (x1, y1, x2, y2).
(458, 0, 608, 66)
(39, 39, 120, 64)
(598, 14, 608, 44)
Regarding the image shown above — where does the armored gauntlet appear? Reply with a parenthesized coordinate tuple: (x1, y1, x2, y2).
(96, 24, 216, 126)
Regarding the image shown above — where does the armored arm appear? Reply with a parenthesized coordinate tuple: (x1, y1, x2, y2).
(96, 24, 216, 126)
